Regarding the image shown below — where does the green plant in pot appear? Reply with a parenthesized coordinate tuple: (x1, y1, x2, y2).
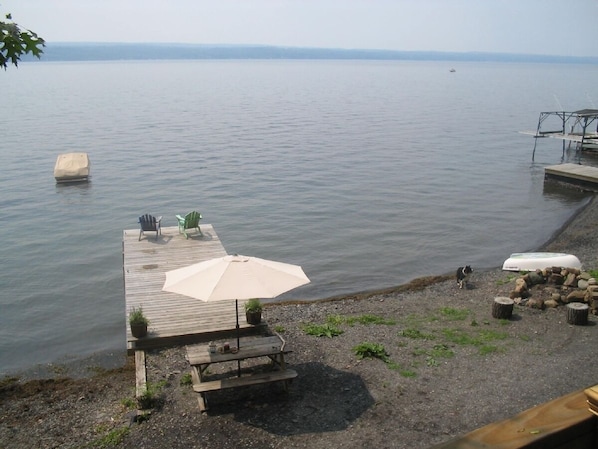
(129, 306, 149, 338)
(244, 298, 263, 325)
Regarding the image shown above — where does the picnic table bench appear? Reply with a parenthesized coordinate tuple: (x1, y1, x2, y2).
(186, 334, 296, 411)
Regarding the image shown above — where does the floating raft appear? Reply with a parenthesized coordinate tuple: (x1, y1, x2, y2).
(54, 152, 90, 183)
(544, 163, 598, 192)
(502, 252, 581, 272)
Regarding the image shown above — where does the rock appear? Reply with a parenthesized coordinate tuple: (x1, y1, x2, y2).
(544, 299, 559, 308)
(577, 279, 589, 290)
(515, 278, 528, 292)
(528, 271, 545, 285)
(585, 291, 593, 303)
(566, 290, 587, 303)
(551, 293, 562, 302)
(551, 273, 564, 285)
(526, 298, 544, 309)
(510, 289, 529, 299)
(563, 273, 578, 287)
(579, 272, 592, 281)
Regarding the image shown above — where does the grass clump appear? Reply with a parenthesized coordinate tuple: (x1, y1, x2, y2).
(350, 314, 397, 326)
(137, 380, 167, 409)
(401, 328, 435, 340)
(180, 373, 193, 386)
(479, 345, 503, 356)
(304, 313, 396, 338)
(438, 307, 470, 321)
(430, 343, 454, 359)
(496, 273, 518, 285)
(303, 323, 344, 338)
(441, 328, 508, 355)
(441, 329, 478, 346)
(91, 426, 129, 448)
(387, 361, 417, 377)
(327, 313, 397, 326)
(120, 397, 136, 409)
(353, 342, 390, 363)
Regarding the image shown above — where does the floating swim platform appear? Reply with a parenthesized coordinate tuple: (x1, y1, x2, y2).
(502, 252, 581, 271)
(54, 152, 90, 183)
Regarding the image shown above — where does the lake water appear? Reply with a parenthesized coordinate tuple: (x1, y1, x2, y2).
(2, 59, 596, 375)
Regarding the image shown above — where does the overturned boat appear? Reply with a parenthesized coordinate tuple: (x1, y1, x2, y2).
(502, 252, 581, 271)
(54, 152, 90, 183)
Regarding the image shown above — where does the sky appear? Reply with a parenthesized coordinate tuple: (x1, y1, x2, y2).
(5, 0, 598, 57)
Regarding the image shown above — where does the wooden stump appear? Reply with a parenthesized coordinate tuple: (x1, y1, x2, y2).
(566, 302, 589, 325)
(492, 297, 514, 319)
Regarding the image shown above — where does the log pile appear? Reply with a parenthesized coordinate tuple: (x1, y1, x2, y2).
(508, 266, 598, 319)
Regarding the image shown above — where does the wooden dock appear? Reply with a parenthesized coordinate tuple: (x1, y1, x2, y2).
(123, 224, 259, 353)
(544, 163, 598, 192)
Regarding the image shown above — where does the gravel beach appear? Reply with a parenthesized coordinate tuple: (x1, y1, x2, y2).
(2, 196, 598, 449)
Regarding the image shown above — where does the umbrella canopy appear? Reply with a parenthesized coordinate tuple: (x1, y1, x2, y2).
(162, 254, 310, 301)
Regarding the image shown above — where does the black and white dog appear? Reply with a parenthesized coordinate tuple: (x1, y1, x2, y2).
(456, 265, 473, 289)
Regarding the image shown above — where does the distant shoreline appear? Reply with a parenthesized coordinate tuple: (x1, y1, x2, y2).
(26, 43, 598, 64)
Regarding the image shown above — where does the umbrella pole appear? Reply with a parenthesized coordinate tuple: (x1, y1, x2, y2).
(236, 299, 241, 377)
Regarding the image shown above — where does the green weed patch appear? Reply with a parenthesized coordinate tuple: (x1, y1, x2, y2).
(303, 323, 344, 338)
(353, 342, 390, 363)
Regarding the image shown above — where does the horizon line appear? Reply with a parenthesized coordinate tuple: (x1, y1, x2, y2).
(43, 41, 596, 60)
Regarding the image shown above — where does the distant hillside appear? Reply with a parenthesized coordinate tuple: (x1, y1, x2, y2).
(27, 43, 598, 64)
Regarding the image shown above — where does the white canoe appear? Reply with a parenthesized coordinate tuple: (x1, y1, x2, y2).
(54, 152, 90, 183)
(502, 252, 581, 271)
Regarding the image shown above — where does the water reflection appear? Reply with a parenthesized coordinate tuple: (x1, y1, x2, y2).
(55, 180, 92, 196)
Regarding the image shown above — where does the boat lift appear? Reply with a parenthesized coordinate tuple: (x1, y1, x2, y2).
(521, 109, 598, 161)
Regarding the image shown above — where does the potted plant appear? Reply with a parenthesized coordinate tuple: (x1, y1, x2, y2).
(244, 298, 263, 325)
(129, 306, 149, 338)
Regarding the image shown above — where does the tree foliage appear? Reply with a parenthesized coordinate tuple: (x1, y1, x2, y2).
(1, 12, 44, 69)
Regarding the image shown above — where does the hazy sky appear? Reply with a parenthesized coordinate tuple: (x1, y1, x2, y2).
(5, 0, 598, 57)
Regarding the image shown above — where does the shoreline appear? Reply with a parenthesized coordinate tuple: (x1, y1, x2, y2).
(6, 195, 596, 381)
(2, 192, 598, 449)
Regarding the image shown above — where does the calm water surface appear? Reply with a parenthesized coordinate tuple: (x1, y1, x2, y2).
(2, 60, 596, 374)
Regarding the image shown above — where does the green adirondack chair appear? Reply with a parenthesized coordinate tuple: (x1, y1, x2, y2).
(175, 211, 203, 239)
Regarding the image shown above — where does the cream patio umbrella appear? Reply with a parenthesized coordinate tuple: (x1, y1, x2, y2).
(162, 254, 310, 366)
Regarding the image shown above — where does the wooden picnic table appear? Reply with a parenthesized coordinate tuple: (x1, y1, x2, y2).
(185, 333, 297, 412)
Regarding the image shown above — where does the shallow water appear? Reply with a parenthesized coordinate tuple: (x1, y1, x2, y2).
(1, 59, 596, 374)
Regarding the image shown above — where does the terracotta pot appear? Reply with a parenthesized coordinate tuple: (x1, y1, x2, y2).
(246, 310, 262, 325)
(130, 323, 147, 338)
